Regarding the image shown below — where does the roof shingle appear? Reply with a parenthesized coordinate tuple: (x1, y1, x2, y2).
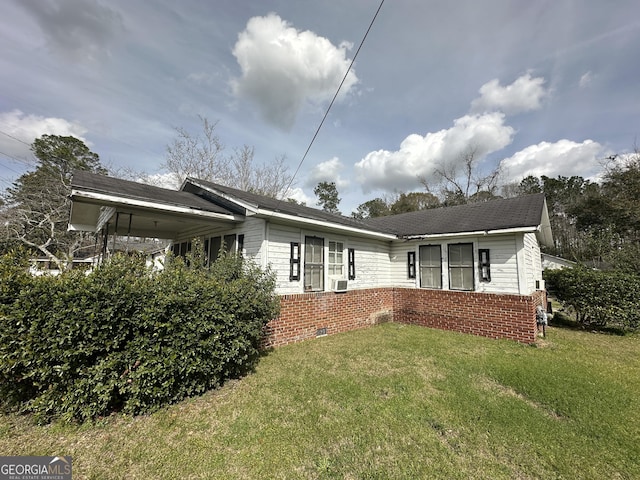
(71, 170, 234, 215)
(362, 194, 546, 237)
(185, 177, 380, 232)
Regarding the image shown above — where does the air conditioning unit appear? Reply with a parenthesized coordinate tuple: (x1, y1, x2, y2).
(332, 279, 348, 292)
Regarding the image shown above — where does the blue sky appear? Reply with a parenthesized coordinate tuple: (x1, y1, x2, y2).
(1, 0, 639, 213)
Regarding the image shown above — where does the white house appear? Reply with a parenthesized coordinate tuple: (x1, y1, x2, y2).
(541, 253, 577, 270)
(69, 171, 553, 345)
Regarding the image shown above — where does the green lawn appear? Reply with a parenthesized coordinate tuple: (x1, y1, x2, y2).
(1, 324, 639, 479)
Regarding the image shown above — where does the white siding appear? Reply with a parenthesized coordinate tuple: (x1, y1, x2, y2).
(346, 237, 392, 290)
(389, 234, 523, 294)
(237, 217, 266, 264)
(476, 235, 520, 294)
(523, 232, 543, 293)
(170, 217, 541, 297)
(264, 223, 393, 294)
(390, 242, 420, 288)
(266, 223, 302, 295)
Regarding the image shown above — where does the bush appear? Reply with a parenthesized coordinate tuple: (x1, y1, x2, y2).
(0, 250, 279, 423)
(544, 266, 640, 330)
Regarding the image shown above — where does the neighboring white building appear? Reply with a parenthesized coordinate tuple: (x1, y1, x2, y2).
(542, 253, 577, 270)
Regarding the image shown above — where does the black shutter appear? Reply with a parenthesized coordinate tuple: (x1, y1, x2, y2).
(348, 248, 356, 280)
(408, 251, 416, 279)
(290, 242, 300, 281)
(479, 249, 491, 282)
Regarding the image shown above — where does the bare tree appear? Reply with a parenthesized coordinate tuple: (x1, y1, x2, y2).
(163, 116, 229, 188)
(419, 147, 502, 205)
(163, 117, 294, 198)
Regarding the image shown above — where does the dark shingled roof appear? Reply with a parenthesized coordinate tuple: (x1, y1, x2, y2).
(71, 170, 235, 215)
(72, 171, 546, 238)
(185, 177, 384, 233)
(362, 194, 547, 237)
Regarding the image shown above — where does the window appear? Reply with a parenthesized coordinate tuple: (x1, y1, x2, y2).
(448, 243, 474, 291)
(407, 251, 416, 279)
(348, 248, 356, 280)
(328, 240, 344, 276)
(304, 236, 324, 291)
(237, 234, 245, 257)
(208, 236, 222, 264)
(171, 241, 191, 258)
(223, 234, 236, 253)
(289, 242, 300, 281)
(419, 245, 442, 288)
(479, 248, 491, 282)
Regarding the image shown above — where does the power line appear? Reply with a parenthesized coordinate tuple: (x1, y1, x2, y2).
(0, 149, 31, 166)
(0, 129, 32, 147)
(282, 0, 385, 202)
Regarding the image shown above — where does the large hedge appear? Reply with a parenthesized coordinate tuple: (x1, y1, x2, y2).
(544, 266, 640, 330)
(0, 249, 279, 423)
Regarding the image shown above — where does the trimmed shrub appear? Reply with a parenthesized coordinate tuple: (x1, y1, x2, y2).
(0, 251, 279, 422)
(544, 266, 640, 330)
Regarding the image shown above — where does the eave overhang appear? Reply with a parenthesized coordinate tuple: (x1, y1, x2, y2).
(71, 189, 239, 221)
(69, 189, 241, 238)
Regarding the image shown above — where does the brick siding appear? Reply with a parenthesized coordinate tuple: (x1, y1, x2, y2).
(264, 288, 394, 348)
(263, 287, 547, 348)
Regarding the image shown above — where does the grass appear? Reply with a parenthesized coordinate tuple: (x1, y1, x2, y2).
(1, 323, 639, 479)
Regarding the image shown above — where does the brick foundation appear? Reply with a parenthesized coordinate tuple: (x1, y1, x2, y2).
(264, 288, 394, 348)
(264, 287, 547, 348)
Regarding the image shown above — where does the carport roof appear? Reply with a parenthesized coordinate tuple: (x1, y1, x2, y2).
(71, 170, 234, 215)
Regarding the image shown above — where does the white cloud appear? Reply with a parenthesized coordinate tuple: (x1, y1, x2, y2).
(230, 13, 358, 130)
(0, 109, 89, 161)
(500, 139, 605, 182)
(284, 186, 312, 205)
(355, 113, 514, 193)
(470, 73, 548, 115)
(306, 157, 350, 189)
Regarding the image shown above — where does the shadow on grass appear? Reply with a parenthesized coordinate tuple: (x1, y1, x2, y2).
(550, 310, 629, 336)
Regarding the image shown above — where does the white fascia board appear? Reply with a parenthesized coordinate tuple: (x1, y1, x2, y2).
(256, 209, 397, 241)
(403, 226, 538, 241)
(71, 189, 241, 222)
(68, 223, 98, 232)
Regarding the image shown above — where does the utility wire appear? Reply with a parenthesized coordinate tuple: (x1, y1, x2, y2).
(279, 0, 385, 206)
(0, 129, 32, 147)
(0, 149, 31, 166)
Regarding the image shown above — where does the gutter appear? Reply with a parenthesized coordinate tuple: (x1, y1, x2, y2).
(403, 226, 539, 241)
